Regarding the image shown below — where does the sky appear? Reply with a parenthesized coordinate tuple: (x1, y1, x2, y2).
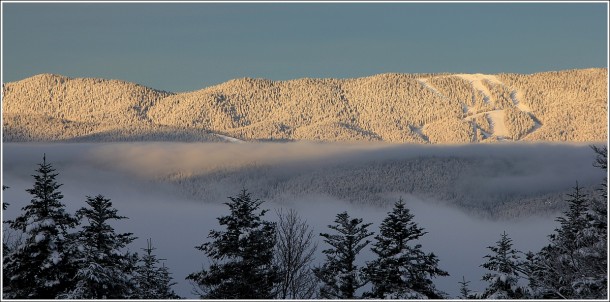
(1, 1, 608, 92)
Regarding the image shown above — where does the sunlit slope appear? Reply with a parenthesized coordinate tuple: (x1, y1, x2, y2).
(3, 68, 607, 143)
(1, 74, 220, 142)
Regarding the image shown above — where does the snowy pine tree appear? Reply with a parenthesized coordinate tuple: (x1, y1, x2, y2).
(58, 194, 138, 299)
(364, 198, 448, 299)
(2, 185, 10, 252)
(186, 189, 279, 299)
(458, 276, 474, 299)
(133, 238, 180, 299)
(313, 211, 373, 299)
(528, 183, 607, 299)
(3, 155, 78, 299)
(587, 145, 608, 298)
(479, 231, 526, 299)
(2, 185, 8, 210)
(591, 145, 607, 199)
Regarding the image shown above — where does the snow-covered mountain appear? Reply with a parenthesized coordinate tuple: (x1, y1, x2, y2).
(2, 68, 607, 143)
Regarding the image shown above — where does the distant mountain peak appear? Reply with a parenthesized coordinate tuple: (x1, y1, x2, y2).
(3, 68, 607, 144)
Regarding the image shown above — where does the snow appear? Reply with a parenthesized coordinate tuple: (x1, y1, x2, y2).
(455, 74, 502, 102)
(214, 133, 244, 143)
(25, 221, 39, 233)
(417, 78, 444, 97)
(422, 73, 535, 141)
(499, 273, 507, 282)
(44, 279, 60, 287)
(464, 109, 509, 139)
(410, 125, 430, 143)
(50, 251, 61, 264)
(41, 218, 56, 227)
(35, 233, 46, 243)
(486, 110, 509, 138)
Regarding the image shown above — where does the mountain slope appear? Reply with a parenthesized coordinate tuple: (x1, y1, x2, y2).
(2, 69, 607, 143)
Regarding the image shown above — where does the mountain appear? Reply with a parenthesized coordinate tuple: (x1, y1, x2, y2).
(2, 68, 607, 143)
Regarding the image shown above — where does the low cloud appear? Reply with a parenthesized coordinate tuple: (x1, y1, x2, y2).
(2, 141, 605, 297)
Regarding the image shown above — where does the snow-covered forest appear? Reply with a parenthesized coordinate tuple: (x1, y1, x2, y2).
(2, 68, 607, 144)
(1, 142, 607, 299)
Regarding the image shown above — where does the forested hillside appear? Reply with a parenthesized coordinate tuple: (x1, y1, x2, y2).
(2, 68, 607, 143)
(161, 154, 599, 220)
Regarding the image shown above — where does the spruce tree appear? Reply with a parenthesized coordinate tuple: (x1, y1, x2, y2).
(528, 183, 607, 299)
(3, 155, 78, 299)
(2, 185, 9, 210)
(522, 251, 541, 297)
(479, 231, 526, 299)
(58, 194, 138, 299)
(134, 239, 180, 299)
(458, 276, 473, 299)
(588, 145, 608, 298)
(313, 211, 373, 299)
(2, 185, 10, 252)
(364, 198, 448, 299)
(186, 189, 279, 299)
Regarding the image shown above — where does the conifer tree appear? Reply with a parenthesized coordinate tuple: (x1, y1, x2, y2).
(134, 238, 180, 299)
(588, 145, 608, 298)
(528, 183, 607, 299)
(521, 251, 542, 297)
(2, 185, 12, 295)
(186, 189, 279, 299)
(2, 185, 10, 252)
(479, 231, 526, 299)
(59, 195, 138, 299)
(2, 185, 8, 210)
(591, 145, 607, 198)
(313, 211, 373, 299)
(458, 276, 473, 299)
(364, 198, 448, 299)
(3, 155, 78, 299)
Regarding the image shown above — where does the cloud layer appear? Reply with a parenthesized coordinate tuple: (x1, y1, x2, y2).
(2, 141, 605, 297)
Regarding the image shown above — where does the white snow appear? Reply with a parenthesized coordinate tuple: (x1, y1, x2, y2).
(45, 280, 60, 287)
(463, 109, 509, 139)
(455, 74, 502, 102)
(417, 78, 444, 97)
(35, 233, 46, 243)
(499, 273, 507, 282)
(486, 110, 509, 138)
(50, 251, 61, 264)
(41, 218, 56, 227)
(410, 125, 430, 143)
(214, 133, 244, 143)
(25, 221, 39, 233)
(511, 90, 532, 112)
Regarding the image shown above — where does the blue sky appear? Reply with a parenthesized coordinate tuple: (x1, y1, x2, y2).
(2, 2, 607, 92)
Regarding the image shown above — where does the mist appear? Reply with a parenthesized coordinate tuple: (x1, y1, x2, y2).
(2, 142, 605, 298)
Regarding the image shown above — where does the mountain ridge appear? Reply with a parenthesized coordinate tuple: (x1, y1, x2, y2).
(2, 68, 607, 143)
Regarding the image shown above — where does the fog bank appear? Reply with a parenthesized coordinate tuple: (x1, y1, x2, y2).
(2, 142, 605, 298)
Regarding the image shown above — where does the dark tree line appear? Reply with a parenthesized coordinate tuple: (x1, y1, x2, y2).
(2, 145, 607, 299)
(461, 145, 608, 299)
(2, 156, 179, 299)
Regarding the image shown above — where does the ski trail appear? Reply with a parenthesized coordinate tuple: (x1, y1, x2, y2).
(214, 133, 244, 143)
(417, 78, 444, 97)
(454, 74, 501, 104)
